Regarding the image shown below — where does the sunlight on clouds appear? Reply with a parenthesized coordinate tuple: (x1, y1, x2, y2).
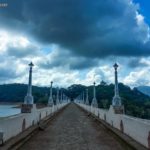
(13, 36, 30, 48)
(147, 27, 150, 41)
(15, 62, 27, 75)
(0, 31, 9, 53)
(140, 58, 150, 65)
(136, 12, 144, 26)
(0, 30, 37, 56)
(76, 65, 114, 86)
(32, 68, 79, 87)
(135, 11, 150, 43)
(123, 69, 150, 87)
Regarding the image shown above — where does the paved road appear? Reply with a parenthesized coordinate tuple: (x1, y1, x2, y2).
(19, 103, 130, 150)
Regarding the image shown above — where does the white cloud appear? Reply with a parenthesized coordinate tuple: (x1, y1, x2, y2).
(136, 12, 144, 26)
(0, 31, 9, 53)
(0, 0, 150, 88)
(123, 68, 150, 87)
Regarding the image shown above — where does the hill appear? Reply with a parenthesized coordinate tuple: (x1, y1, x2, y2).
(0, 83, 51, 103)
(137, 86, 150, 96)
(0, 83, 68, 104)
(0, 83, 149, 119)
(66, 82, 150, 119)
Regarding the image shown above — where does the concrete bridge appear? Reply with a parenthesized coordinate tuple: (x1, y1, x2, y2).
(16, 103, 139, 150)
(0, 63, 150, 150)
(0, 102, 149, 150)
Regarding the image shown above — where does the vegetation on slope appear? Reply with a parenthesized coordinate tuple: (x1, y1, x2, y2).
(66, 81, 150, 119)
(0, 83, 149, 119)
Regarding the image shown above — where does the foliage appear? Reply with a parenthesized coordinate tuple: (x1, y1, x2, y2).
(66, 82, 150, 119)
(0, 83, 149, 119)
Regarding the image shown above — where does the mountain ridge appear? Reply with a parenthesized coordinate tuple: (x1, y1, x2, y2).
(0, 83, 149, 119)
(137, 86, 150, 96)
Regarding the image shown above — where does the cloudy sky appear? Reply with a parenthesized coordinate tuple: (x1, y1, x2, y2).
(0, 0, 150, 87)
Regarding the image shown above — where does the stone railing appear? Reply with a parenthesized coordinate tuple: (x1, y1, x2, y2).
(76, 102, 150, 149)
(0, 102, 68, 143)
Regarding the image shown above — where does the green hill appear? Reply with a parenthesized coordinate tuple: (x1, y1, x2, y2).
(0, 83, 149, 119)
(137, 86, 150, 96)
(0, 83, 51, 103)
(66, 82, 150, 119)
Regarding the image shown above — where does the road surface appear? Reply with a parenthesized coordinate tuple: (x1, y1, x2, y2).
(19, 103, 132, 150)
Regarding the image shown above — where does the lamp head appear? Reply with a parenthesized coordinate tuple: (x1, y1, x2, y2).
(29, 62, 34, 67)
(113, 63, 118, 70)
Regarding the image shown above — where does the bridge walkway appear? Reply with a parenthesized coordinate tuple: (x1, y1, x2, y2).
(19, 103, 132, 150)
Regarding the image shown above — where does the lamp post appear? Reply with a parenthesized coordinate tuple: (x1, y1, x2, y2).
(59, 89, 62, 104)
(85, 89, 89, 105)
(91, 82, 98, 107)
(24, 62, 34, 104)
(56, 87, 59, 105)
(48, 81, 53, 106)
(82, 92, 84, 104)
(63, 93, 65, 102)
(112, 63, 121, 106)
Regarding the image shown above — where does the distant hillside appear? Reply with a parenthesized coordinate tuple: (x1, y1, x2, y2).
(137, 86, 150, 96)
(66, 83, 150, 119)
(0, 83, 149, 119)
(0, 84, 50, 103)
(0, 83, 67, 104)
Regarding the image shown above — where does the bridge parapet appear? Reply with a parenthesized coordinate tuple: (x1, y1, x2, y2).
(76, 102, 150, 149)
(0, 102, 68, 144)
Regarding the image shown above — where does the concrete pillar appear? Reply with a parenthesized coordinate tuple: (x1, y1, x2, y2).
(82, 92, 85, 104)
(24, 62, 34, 104)
(56, 87, 59, 105)
(63, 93, 65, 102)
(79, 93, 82, 103)
(85, 89, 89, 105)
(48, 81, 53, 106)
(61, 90, 63, 103)
(112, 63, 121, 106)
(59, 89, 62, 104)
(91, 82, 98, 107)
(63, 93, 64, 102)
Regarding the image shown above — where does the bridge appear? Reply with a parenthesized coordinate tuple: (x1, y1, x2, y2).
(0, 62, 150, 150)
(17, 103, 131, 150)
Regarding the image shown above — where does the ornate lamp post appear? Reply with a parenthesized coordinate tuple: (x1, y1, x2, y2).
(112, 63, 121, 106)
(82, 92, 85, 104)
(48, 81, 53, 106)
(24, 62, 34, 104)
(85, 89, 89, 105)
(91, 82, 98, 107)
(59, 89, 62, 104)
(79, 94, 82, 103)
(63, 93, 65, 102)
(56, 87, 59, 105)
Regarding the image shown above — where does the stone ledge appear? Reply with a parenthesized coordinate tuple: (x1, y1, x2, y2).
(21, 104, 33, 113)
(0, 104, 69, 150)
(113, 106, 124, 114)
(77, 105, 147, 150)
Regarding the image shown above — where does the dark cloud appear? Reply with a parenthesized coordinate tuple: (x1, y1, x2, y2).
(0, 56, 25, 81)
(38, 50, 98, 70)
(0, 67, 19, 80)
(127, 58, 148, 68)
(70, 58, 98, 70)
(0, 0, 150, 59)
(6, 45, 39, 58)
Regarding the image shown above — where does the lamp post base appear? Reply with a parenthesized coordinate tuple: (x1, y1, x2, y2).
(113, 105, 124, 114)
(112, 96, 121, 106)
(24, 95, 34, 105)
(48, 98, 53, 107)
(91, 98, 98, 108)
(21, 104, 36, 113)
